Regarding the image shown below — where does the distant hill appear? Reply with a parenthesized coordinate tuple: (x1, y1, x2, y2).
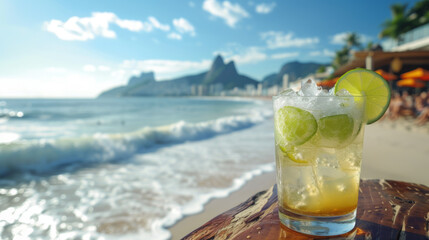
(99, 55, 258, 97)
(262, 61, 326, 87)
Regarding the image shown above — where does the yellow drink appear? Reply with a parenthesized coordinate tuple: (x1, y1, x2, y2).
(273, 93, 366, 236)
(275, 131, 364, 217)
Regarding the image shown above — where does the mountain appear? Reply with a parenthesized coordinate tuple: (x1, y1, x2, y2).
(203, 56, 257, 90)
(98, 55, 258, 97)
(128, 72, 155, 86)
(262, 61, 326, 87)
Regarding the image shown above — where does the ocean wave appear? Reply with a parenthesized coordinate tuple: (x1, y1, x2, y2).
(0, 110, 272, 176)
(0, 108, 24, 120)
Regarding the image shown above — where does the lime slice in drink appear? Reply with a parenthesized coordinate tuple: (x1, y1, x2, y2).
(334, 68, 391, 124)
(317, 114, 354, 147)
(274, 106, 317, 147)
(282, 145, 317, 164)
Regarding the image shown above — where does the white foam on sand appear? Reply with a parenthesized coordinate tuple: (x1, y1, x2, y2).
(149, 163, 275, 240)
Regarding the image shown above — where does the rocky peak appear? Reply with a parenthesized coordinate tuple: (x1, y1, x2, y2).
(224, 61, 238, 75)
(211, 55, 225, 71)
(128, 72, 155, 86)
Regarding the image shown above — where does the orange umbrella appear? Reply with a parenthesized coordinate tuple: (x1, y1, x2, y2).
(317, 77, 338, 88)
(375, 69, 397, 81)
(400, 68, 429, 81)
(396, 78, 425, 88)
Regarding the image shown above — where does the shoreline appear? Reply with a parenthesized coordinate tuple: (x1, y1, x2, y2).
(168, 171, 276, 240)
(168, 119, 429, 239)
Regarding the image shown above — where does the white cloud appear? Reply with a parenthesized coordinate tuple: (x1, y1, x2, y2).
(227, 47, 267, 64)
(98, 65, 111, 72)
(203, 0, 249, 27)
(189, 1, 196, 7)
(148, 16, 170, 31)
(255, 3, 276, 14)
(309, 51, 321, 56)
(331, 32, 349, 45)
(271, 52, 299, 59)
(324, 49, 334, 57)
(83, 64, 97, 72)
(173, 18, 196, 36)
(0, 71, 116, 98)
(45, 12, 171, 41)
(309, 49, 335, 57)
(331, 32, 372, 45)
(111, 69, 126, 79)
(120, 59, 212, 79)
(261, 31, 319, 49)
(45, 12, 117, 41)
(45, 67, 67, 73)
(214, 45, 267, 64)
(116, 19, 152, 32)
(83, 64, 111, 72)
(168, 32, 182, 40)
(359, 34, 373, 44)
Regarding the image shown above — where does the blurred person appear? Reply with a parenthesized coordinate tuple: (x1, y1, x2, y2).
(415, 92, 429, 126)
(389, 92, 403, 120)
(415, 91, 428, 114)
(400, 91, 415, 117)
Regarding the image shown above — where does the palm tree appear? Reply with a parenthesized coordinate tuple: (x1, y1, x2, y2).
(330, 33, 362, 69)
(379, 3, 410, 41)
(365, 41, 374, 50)
(379, 0, 429, 41)
(408, 0, 429, 27)
(345, 33, 361, 50)
(317, 65, 326, 73)
(332, 47, 350, 69)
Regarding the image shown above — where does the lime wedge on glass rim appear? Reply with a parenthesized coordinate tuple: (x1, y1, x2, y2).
(274, 106, 317, 163)
(334, 68, 391, 124)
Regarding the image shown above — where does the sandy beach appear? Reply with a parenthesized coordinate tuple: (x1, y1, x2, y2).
(170, 119, 429, 239)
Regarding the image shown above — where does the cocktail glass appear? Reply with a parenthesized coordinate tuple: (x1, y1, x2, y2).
(273, 94, 366, 236)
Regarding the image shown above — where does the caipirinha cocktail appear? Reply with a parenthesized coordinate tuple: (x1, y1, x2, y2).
(273, 69, 391, 236)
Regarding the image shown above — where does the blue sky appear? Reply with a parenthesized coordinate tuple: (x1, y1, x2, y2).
(0, 0, 419, 98)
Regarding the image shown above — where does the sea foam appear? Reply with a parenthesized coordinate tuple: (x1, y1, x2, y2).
(0, 110, 272, 176)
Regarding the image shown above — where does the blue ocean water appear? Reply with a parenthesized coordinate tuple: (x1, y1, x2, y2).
(0, 97, 274, 239)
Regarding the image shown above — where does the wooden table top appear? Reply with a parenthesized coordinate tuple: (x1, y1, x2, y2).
(183, 179, 429, 239)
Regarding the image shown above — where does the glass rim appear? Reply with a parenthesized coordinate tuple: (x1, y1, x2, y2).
(272, 95, 366, 99)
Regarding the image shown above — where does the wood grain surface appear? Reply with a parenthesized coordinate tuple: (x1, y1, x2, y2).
(183, 179, 429, 240)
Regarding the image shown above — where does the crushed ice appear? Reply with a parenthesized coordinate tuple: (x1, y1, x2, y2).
(274, 79, 359, 119)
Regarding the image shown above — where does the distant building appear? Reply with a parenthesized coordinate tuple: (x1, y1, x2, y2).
(329, 23, 429, 79)
(257, 83, 263, 96)
(333, 51, 429, 78)
(267, 85, 279, 96)
(382, 23, 429, 52)
(191, 85, 197, 96)
(282, 74, 289, 90)
(209, 83, 223, 96)
(245, 84, 256, 96)
(197, 85, 205, 96)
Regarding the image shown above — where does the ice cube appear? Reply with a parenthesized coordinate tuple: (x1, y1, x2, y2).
(318, 89, 330, 97)
(274, 89, 298, 110)
(279, 88, 296, 96)
(335, 88, 352, 96)
(300, 79, 321, 96)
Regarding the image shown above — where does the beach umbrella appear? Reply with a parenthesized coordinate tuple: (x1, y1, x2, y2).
(400, 68, 429, 81)
(375, 69, 397, 81)
(317, 77, 338, 88)
(396, 78, 425, 88)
